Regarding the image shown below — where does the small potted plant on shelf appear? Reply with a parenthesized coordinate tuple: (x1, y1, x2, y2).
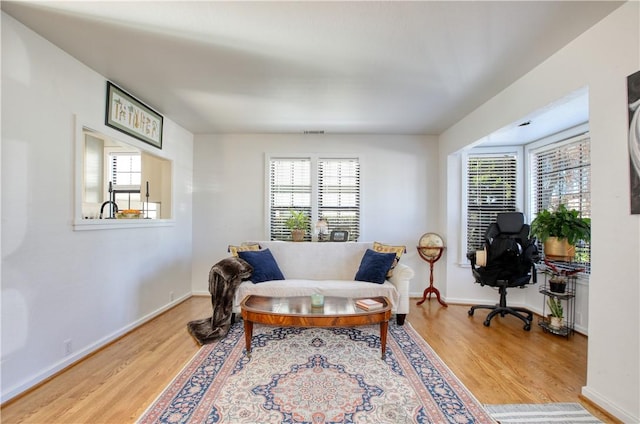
(543, 258, 584, 293)
(530, 204, 591, 261)
(285, 210, 309, 242)
(547, 297, 564, 330)
(549, 273, 567, 293)
(544, 259, 567, 293)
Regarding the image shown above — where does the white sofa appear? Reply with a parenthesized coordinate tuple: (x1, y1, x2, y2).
(232, 241, 414, 325)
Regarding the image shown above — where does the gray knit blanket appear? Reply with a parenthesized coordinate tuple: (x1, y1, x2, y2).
(187, 256, 253, 345)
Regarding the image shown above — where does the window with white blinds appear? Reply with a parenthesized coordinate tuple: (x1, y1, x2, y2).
(530, 134, 591, 266)
(84, 134, 104, 204)
(269, 158, 312, 241)
(318, 158, 360, 241)
(110, 152, 141, 187)
(109, 151, 145, 212)
(466, 153, 518, 252)
(268, 157, 360, 241)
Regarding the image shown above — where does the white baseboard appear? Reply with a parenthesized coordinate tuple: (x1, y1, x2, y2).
(417, 295, 588, 335)
(581, 386, 638, 423)
(1, 292, 192, 404)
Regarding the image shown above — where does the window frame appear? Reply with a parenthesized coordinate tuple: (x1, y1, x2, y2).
(525, 128, 591, 273)
(524, 125, 590, 226)
(267, 157, 313, 241)
(317, 157, 361, 241)
(265, 154, 361, 241)
(74, 114, 175, 230)
(461, 146, 524, 263)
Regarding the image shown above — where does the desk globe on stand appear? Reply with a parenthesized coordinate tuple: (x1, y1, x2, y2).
(416, 232, 448, 307)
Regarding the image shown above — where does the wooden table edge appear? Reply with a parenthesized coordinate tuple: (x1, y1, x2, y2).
(240, 295, 391, 359)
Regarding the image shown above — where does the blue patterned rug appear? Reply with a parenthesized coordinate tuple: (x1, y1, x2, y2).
(137, 322, 495, 423)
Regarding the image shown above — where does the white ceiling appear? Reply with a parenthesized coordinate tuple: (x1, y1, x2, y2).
(1, 1, 622, 139)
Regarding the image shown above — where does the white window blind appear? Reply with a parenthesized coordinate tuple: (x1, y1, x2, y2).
(531, 134, 591, 266)
(109, 152, 143, 211)
(269, 158, 312, 241)
(466, 154, 518, 252)
(110, 152, 141, 187)
(84, 134, 104, 204)
(318, 158, 360, 241)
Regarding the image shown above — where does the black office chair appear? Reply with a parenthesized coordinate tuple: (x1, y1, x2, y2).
(467, 212, 539, 331)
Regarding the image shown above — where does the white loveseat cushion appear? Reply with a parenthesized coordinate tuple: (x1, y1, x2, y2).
(257, 240, 370, 280)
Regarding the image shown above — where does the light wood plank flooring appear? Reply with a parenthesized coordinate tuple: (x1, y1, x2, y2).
(1, 296, 619, 423)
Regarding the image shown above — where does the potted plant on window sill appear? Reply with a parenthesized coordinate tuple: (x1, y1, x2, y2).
(530, 204, 591, 261)
(285, 210, 310, 242)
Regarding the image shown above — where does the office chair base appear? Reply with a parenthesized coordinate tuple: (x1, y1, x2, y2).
(468, 281, 534, 331)
(468, 304, 533, 331)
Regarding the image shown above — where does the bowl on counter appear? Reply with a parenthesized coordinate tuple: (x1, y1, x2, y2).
(116, 210, 142, 219)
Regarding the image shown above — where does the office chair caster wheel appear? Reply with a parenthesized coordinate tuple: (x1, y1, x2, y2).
(523, 324, 531, 331)
(468, 309, 474, 316)
(483, 319, 491, 327)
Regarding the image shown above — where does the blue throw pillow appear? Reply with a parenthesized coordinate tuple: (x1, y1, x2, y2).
(354, 249, 397, 284)
(237, 248, 285, 284)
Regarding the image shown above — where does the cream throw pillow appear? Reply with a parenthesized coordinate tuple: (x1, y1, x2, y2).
(228, 243, 261, 257)
(373, 241, 406, 278)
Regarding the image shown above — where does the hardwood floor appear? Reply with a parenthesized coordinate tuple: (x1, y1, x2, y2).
(1, 296, 619, 423)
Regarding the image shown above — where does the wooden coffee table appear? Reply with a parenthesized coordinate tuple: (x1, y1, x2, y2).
(240, 295, 392, 359)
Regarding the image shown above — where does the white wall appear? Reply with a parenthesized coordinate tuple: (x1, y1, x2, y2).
(439, 3, 639, 422)
(1, 13, 194, 402)
(191, 134, 439, 296)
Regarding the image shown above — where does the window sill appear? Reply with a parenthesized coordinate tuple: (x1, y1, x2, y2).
(457, 261, 590, 283)
(73, 218, 175, 231)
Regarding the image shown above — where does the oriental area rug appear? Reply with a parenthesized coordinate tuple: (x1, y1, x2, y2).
(137, 322, 496, 424)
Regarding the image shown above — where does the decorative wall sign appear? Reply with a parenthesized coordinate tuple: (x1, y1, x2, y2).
(105, 81, 163, 149)
(628, 70, 640, 214)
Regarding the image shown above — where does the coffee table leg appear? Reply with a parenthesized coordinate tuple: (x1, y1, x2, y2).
(380, 320, 389, 360)
(243, 319, 253, 358)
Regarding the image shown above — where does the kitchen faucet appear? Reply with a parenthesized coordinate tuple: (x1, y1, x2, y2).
(100, 180, 118, 219)
(100, 201, 118, 219)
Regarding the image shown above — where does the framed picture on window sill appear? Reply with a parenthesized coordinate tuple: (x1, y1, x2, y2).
(330, 230, 349, 242)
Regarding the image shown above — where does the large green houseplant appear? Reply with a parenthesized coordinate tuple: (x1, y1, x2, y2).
(530, 204, 590, 260)
(285, 210, 310, 242)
